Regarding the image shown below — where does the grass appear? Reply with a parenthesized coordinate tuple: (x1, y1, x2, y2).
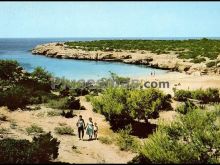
(116, 125, 141, 152)
(65, 38, 220, 60)
(26, 124, 44, 135)
(54, 126, 74, 135)
(206, 61, 217, 67)
(99, 136, 113, 145)
(58, 122, 67, 126)
(0, 127, 9, 134)
(10, 121, 17, 129)
(47, 97, 69, 109)
(190, 57, 206, 63)
(47, 110, 61, 117)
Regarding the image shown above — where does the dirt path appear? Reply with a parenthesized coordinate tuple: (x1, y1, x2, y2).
(0, 96, 136, 164)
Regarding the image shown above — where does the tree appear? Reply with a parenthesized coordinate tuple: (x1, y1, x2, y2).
(0, 60, 22, 81)
(31, 67, 52, 82)
(135, 108, 220, 164)
(0, 132, 60, 163)
(91, 88, 171, 129)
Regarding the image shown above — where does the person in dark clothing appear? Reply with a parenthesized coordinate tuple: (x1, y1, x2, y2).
(76, 115, 85, 140)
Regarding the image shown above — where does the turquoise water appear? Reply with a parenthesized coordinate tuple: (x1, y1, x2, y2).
(0, 38, 166, 80)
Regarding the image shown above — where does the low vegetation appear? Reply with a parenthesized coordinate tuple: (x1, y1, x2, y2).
(0, 60, 55, 110)
(132, 107, 220, 164)
(116, 125, 140, 152)
(0, 127, 9, 135)
(47, 110, 62, 117)
(174, 88, 220, 103)
(175, 100, 198, 115)
(0, 132, 60, 163)
(91, 87, 172, 130)
(99, 136, 113, 145)
(65, 38, 220, 60)
(190, 57, 206, 63)
(54, 126, 74, 135)
(26, 124, 44, 135)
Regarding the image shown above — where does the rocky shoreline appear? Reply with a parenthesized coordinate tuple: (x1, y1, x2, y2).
(32, 42, 220, 75)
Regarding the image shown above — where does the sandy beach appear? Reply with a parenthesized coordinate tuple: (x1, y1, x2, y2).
(133, 71, 220, 95)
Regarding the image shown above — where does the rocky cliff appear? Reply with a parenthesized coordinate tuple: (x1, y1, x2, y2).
(32, 42, 220, 75)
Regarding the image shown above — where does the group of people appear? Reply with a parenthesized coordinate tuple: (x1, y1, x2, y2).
(76, 115, 98, 140)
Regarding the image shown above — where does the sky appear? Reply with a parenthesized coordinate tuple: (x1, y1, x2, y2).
(0, 2, 220, 38)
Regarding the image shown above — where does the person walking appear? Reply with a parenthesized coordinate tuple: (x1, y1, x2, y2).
(76, 115, 85, 140)
(85, 117, 94, 140)
(93, 122, 98, 140)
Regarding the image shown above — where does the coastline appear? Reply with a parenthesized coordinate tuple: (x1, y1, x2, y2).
(31, 42, 220, 96)
(32, 42, 220, 76)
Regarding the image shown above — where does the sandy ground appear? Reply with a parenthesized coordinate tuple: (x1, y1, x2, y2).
(1, 71, 220, 163)
(0, 96, 136, 164)
(132, 71, 220, 95)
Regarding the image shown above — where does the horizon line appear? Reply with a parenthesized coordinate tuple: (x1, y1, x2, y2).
(1, 36, 220, 39)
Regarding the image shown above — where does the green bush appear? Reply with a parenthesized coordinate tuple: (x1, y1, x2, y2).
(26, 124, 44, 135)
(175, 100, 197, 115)
(0, 60, 57, 110)
(47, 97, 69, 109)
(99, 136, 113, 145)
(133, 108, 220, 164)
(47, 97, 81, 110)
(0, 85, 30, 110)
(10, 121, 17, 129)
(0, 60, 21, 81)
(116, 125, 140, 152)
(174, 88, 220, 103)
(0, 132, 60, 163)
(54, 126, 74, 135)
(91, 87, 171, 129)
(0, 127, 9, 135)
(206, 61, 216, 67)
(47, 110, 61, 117)
(174, 89, 192, 101)
(65, 39, 220, 60)
(31, 66, 52, 83)
(190, 57, 206, 63)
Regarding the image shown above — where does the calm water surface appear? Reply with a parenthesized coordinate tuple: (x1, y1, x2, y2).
(0, 38, 168, 80)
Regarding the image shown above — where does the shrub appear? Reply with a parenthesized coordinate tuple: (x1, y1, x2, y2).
(31, 67, 52, 83)
(99, 136, 113, 145)
(134, 108, 220, 164)
(85, 94, 92, 102)
(26, 124, 44, 135)
(174, 89, 192, 101)
(116, 125, 140, 152)
(175, 100, 197, 115)
(47, 110, 61, 117)
(0, 60, 21, 81)
(0, 127, 9, 135)
(206, 61, 216, 67)
(54, 126, 74, 135)
(174, 88, 220, 103)
(65, 39, 220, 60)
(190, 57, 206, 63)
(47, 97, 81, 110)
(0, 132, 60, 163)
(47, 97, 69, 109)
(0, 85, 30, 110)
(91, 87, 171, 129)
(10, 121, 17, 129)
(58, 122, 67, 126)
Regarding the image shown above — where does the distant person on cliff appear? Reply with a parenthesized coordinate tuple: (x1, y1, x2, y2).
(85, 117, 94, 140)
(76, 115, 85, 140)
